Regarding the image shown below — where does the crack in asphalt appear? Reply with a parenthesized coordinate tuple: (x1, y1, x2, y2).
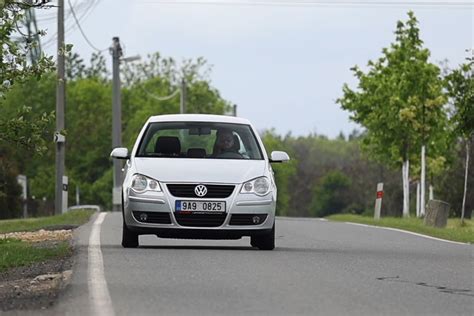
(376, 276, 474, 297)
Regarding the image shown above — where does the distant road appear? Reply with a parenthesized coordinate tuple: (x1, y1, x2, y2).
(20, 213, 474, 315)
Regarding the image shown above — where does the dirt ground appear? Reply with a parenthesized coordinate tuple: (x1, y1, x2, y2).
(0, 230, 75, 311)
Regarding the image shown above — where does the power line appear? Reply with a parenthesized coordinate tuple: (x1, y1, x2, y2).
(122, 65, 182, 101)
(42, 0, 100, 49)
(137, 0, 474, 7)
(144, 87, 181, 101)
(122, 59, 183, 102)
(36, 0, 90, 22)
(67, 0, 107, 52)
(43, 0, 98, 47)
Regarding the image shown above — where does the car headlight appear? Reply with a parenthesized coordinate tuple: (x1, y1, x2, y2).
(240, 176, 270, 196)
(131, 174, 162, 193)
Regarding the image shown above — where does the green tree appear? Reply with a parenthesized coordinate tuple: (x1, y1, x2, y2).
(337, 11, 447, 217)
(122, 54, 231, 147)
(445, 58, 474, 223)
(310, 170, 351, 217)
(1, 47, 234, 212)
(261, 130, 297, 215)
(0, 1, 55, 152)
(0, 1, 56, 217)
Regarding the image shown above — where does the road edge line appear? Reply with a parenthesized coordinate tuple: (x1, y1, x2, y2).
(88, 212, 115, 316)
(343, 221, 471, 246)
(277, 216, 328, 221)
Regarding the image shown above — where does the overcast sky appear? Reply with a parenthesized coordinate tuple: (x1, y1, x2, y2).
(36, 0, 473, 138)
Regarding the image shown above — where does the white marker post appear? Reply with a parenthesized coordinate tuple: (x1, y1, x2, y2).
(16, 175, 27, 218)
(374, 183, 384, 220)
(62, 176, 68, 213)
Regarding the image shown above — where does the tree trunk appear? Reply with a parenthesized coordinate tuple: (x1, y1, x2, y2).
(461, 140, 470, 224)
(420, 145, 426, 217)
(402, 162, 405, 216)
(402, 159, 410, 217)
(416, 181, 420, 217)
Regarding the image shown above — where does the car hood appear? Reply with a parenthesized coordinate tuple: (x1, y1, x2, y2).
(133, 158, 267, 184)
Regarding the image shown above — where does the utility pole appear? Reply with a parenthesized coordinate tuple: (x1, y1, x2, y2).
(111, 37, 123, 212)
(55, 0, 66, 215)
(180, 78, 186, 114)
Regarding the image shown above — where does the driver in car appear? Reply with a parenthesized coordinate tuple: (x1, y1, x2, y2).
(213, 129, 241, 158)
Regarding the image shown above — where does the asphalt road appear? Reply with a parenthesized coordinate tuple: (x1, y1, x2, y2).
(18, 212, 474, 315)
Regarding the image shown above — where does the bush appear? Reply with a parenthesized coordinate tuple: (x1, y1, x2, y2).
(344, 202, 366, 215)
(0, 158, 22, 219)
(310, 170, 351, 217)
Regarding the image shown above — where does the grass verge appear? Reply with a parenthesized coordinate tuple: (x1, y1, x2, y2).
(0, 210, 95, 234)
(0, 238, 71, 272)
(326, 214, 473, 244)
(0, 210, 95, 272)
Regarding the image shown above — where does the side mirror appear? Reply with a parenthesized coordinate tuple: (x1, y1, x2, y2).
(110, 147, 130, 159)
(270, 151, 290, 163)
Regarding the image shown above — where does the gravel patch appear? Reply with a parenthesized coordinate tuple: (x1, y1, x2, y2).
(0, 232, 75, 311)
(0, 229, 72, 243)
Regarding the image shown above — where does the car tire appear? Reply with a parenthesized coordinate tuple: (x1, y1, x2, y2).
(122, 219, 139, 248)
(250, 223, 275, 250)
(121, 193, 139, 248)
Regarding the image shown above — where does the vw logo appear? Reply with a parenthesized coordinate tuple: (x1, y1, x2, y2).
(194, 184, 208, 197)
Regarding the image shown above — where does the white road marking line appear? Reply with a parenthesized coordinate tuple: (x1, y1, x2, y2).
(343, 221, 471, 246)
(277, 216, 328, 221)
(88, 212, 115, 316)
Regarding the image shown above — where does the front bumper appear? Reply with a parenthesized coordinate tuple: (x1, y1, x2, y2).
(123, 183, 276, 238)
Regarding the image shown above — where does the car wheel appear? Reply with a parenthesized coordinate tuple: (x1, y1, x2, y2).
(250, 223, 275, 250)
(122, 220, 139, 248)
(121, 193, 139, 248)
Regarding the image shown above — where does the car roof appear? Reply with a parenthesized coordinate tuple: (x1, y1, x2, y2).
(147, 114, 251, 125)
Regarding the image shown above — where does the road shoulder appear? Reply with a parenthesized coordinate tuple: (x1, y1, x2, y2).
(0, 210, 96, 312)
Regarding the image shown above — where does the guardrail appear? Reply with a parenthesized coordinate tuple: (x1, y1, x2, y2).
(67, 205, 102, 212)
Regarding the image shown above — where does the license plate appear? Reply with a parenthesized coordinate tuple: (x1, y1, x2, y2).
(175, 200, 226, 213)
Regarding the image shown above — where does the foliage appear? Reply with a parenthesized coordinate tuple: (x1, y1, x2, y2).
(0, 1, 54, 97)
(0, 154, 22, 219)
(122, 53, 211, 87)
(337, 12, 448, 169)
(0, 1, 55, 153)
(337, 11, 450, 216)
(0, 1, 56, 217)
(261, 130, 297, 216)
(122, 54, 231, 146)
(435, 141, 473, 218)
(0, 51, 233, 212)
(445, 58, 474, 140)
(0, 106, 54, 153)
(0, 9, 471, 220)
(66, 52, 108, 81)
(310, 170, 351, 217)
(444, 57, 474, 221)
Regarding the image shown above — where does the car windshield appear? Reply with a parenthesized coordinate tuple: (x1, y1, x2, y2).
(136, 122, 263, 160)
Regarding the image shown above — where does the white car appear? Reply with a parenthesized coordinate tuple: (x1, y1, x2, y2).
(111, 114, 290, 250)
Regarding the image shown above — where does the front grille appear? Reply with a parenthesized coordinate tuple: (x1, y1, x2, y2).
(174, 213, 227, 227)
(133, 211, 172, 224)
(229, 214, 268, 225)
(167, 184, 235, 198)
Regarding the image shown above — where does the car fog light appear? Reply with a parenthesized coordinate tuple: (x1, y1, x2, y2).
(252, 216, 260, 224)
(140, 213, 148, 222)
